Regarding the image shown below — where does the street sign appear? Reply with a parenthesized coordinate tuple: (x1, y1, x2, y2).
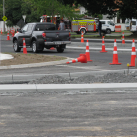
(17, 19, 26, 28)
(2, 16, 7, 21)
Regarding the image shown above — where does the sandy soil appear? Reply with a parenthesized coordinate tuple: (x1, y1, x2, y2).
(0, 53, 66, 66)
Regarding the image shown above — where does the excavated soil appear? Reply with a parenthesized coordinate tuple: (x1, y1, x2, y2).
(0, 53, 66, 66)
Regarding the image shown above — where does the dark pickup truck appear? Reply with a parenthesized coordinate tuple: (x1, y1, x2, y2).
(13, 22, 71, 53)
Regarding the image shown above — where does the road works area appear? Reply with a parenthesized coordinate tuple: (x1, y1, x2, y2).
(0, 34, 137, 136)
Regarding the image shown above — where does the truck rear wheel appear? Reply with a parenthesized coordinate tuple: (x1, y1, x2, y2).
(32, 41, 38, 53)
(13, 40, 21, 52)
(39, 47, 44, 52)
(57, 47, 64, 53)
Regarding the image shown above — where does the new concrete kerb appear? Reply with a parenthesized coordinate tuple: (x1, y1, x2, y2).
(0, 83, 137, 90)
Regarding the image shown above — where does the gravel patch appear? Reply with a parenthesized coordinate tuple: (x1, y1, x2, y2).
(28, 72, 137, 84)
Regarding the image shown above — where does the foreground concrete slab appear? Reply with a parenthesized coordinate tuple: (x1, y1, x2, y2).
(0, 83, 137, 90)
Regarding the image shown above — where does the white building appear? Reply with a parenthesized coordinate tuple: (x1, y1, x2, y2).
(78, 6, 87, 15)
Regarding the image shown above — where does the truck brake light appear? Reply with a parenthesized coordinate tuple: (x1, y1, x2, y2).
(69, 32, 71, 37)
(42, 33, 46, 38)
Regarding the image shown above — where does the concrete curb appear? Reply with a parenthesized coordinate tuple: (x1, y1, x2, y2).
(75, 38, 135, 42)
(0, 83, 137, 90)
(0, 57, 73, 69)
(67, 46, 131, 51)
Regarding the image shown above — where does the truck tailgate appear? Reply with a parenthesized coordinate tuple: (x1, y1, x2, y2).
(44, 30, 70, 41)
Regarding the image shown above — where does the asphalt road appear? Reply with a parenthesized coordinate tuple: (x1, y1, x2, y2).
(0, 89, 137, 136)
(0, 34, 135, 82)
(0, 35, 137, 136)
(0, 36, 134, 68)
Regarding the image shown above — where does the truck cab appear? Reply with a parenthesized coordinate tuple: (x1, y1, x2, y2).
(130, 19, 137, 33)
(100, 20, 115, 34)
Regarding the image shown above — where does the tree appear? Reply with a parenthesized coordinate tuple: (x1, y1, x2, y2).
(5, 0, 22, 26)
(57, 0, 75, 5)
(31, 0, 82, 21)
(117, 0, 137, 19)
(5, 0, 40, 26)
(21, 0, 40, 22)
(78, 0, 118, 18)
(60, 0, 119, 18)
(60, 0, 137, 19)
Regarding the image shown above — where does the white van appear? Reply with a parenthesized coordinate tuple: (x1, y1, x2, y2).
(100, 20, 115, 34)
(130, 19, 137, 33)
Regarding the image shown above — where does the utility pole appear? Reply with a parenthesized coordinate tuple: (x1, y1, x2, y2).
(3, 0, 5, 32)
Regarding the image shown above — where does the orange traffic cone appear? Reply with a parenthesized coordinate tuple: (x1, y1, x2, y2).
(66, 54, 87, 64)
(122, 32, 125, 44)
(7, 30, 10, 40)
(11, 28, 15, 37)
(23, 38, 27, 54)
(100, 36, 107, 52)
(129, 39, 136, 67)
(11, 31, 14, 37)
(81, 31, 84, 43)
(109, 39, 121, 65)
(85, 40, 92, 62)
(50, 47, 55, 50)
(1, 28, 2, 34)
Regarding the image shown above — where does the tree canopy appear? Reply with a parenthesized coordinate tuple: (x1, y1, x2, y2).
(31, 0, 83, 21)
(118, 0, 137, 19)
(59, 0, 118, 18)
(3, 0, 137, 27)
(4, 0, 84, 26)
(60, 0, 137, 19)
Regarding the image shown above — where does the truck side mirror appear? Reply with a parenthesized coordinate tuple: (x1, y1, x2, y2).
(18, 29, 22, 33)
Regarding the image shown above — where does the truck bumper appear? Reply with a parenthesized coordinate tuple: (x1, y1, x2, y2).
(44, 41, 71, 45)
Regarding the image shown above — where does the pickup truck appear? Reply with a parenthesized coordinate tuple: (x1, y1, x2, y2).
(13, 22, 71, 53)
(100, 20, 115, 34)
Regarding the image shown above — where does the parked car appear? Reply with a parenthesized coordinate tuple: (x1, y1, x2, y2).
(13, 22, 71, 53)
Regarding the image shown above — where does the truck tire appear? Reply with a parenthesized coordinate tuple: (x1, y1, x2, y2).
(76, 31, 80, 34)
(13, 40, 21, 52)
(32, 41, 38, 53)
(57, 47, 64, 53)
(80, 28, 86, 34)
(106, 29, 111, 34)
(39, 47, 44, 52)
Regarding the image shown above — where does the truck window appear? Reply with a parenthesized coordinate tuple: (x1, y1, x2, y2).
(35, 24, 56, 31)
(108, 21, 115, 26)
(132, 21, 136, 25)
(101, 21, 105, 24)
(49, 24, 56, 30)
(28, 24, 33, 31)
(22, 24, 28, 32)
